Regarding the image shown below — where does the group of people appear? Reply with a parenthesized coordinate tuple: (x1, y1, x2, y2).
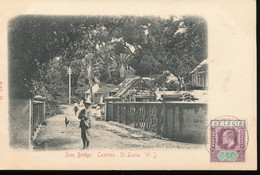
(74, 98, 92, 149)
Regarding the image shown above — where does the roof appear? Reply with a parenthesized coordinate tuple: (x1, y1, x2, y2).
(114, 76, 156, 97)
(84, 83, 118, 95)
(141, 77, 156, 88)
(155, 90, 208, 102)
(97, 84, 117, 94)
(190, 59, 208, 75)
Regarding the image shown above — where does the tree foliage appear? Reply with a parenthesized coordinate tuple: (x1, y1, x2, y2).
(9, 15, 207, 108)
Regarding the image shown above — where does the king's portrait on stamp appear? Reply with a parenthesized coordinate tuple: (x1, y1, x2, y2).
(221, 129, 237, 149)
(210, 119, 246, 162)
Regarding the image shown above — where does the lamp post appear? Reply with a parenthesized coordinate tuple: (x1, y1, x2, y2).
(67, 67, 72, 104)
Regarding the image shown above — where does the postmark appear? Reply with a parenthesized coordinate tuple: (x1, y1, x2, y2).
(210, 118, 246, 162)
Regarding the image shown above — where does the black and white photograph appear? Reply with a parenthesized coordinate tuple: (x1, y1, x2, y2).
(8, 15, 208, 150)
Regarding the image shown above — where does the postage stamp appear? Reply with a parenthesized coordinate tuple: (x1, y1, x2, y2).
(210, 119, 246, 162)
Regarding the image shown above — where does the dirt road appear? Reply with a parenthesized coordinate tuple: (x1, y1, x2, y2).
(33, 105, 201, 150)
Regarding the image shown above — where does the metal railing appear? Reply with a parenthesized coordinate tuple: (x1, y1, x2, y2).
(31, 96, 45, 139)
(105, 97, 207, 144)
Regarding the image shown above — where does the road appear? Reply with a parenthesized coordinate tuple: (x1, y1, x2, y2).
(33, 105, 201, 150)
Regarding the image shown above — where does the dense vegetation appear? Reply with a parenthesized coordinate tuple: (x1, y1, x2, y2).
(8, 15, 207, 116)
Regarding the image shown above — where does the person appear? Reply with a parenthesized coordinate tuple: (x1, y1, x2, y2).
(73, 101, 79, 116)
(78, 97, 85, 111)
(95, 104, 102, 120)
(221, 129, 236, 149)
(78, 100, 92, 149)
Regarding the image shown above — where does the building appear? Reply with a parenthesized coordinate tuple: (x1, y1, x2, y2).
(84, 83, 117, 104)
(190, 59, 208, 90)
(111, 76, 157, 102)
(84, 84, 100, 103)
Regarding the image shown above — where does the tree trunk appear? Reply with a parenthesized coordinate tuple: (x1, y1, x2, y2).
(182, 77, 187, 91)
(90, 81, 93, 103)
(177, 76, 182, 91)
(89, 61, 93, 103)
(86, 55, 93, 103)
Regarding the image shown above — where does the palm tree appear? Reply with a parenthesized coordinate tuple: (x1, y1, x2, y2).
(82, 53, 94, 102)
(108, 52, 133, 81)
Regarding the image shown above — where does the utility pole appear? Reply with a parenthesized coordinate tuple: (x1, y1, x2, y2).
(67, 67, 72, 104)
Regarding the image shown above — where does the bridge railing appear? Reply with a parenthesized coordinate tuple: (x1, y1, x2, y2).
(9, 95, 46, 149)
(105, 96, 207, 144)
(31, 96, 46, 139)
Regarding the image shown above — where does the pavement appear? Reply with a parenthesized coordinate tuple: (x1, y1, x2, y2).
(32, 105, 202, 150)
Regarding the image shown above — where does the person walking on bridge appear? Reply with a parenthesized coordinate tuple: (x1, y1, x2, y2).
(78, 100, 92, 149)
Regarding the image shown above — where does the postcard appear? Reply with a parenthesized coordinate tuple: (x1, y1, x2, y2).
(0, 0, 256, 170)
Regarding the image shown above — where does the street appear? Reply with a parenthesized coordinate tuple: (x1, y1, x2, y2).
(33, 105, 201, 150)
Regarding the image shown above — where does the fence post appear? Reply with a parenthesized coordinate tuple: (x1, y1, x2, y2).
(28, 99, 32, 150)
(31, 95, 46, 142)
(105, 100, 109, 121)
(144, 104, 148, 131)
(118, 104, 121, 123)
(104, 96, 121, 122)
(134, 104, 137, 128)
(33, 95, 46, 124)
(125, 104, 128, 125)
(162, 95, 167, 137)
(179, 104, 184, 134)
(171, 105, 176, 140)
(156, 104, 163, 135)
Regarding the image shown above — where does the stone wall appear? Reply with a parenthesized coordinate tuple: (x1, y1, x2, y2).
(106, 101, 207, 144)
(9, 98, 31, 149)
(165, 103, 207, 144)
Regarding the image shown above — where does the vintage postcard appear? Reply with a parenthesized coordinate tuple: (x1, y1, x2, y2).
(0, 0, 256, 170)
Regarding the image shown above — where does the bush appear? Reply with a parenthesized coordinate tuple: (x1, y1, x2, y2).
(185, 82, 204, 90)
(165, 80, 179, 91)
(31, 80, 63, 118)
(45, 101, 63, 118)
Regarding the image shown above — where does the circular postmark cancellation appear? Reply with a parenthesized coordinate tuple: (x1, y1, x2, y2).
(204, 116, 249, 162)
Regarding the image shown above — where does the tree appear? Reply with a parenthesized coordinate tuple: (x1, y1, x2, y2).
(149, 16, 207, 89)
(9, 15, 207, 104)
(45, 58, 67, 103)
(82, 53, 94, 102)
(108, 52, 134, 82)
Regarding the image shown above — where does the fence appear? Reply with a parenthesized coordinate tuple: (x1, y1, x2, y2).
(31, 96, 46, 138)
(105, 97, 207, 144)
(9, 96, 46, 149)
